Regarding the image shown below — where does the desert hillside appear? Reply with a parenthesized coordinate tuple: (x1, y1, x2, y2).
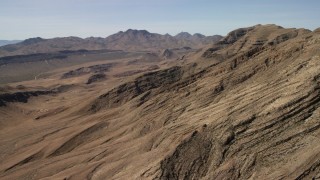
(1, 24, 320, 180)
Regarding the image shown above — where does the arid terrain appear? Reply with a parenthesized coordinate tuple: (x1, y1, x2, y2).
(1, 24, 320, 180)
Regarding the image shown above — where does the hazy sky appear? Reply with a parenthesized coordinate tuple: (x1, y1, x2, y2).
(1, 0, 319, 39)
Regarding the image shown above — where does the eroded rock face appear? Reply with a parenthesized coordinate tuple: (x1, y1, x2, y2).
(86, 73, 106, 84)
(90, 66, 183, 111)
(0, 90, 53, 106)
(160, 49, 174, 59)
(154, 27, 320, 180)
(160, 130, 217, 180)
(61, 63, 116, 79)
(218, 26, 256, 45)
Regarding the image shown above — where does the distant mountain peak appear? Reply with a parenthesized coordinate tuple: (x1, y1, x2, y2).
(175, 32, 192, 39)
(125, 29, 150, 35)
(21, 37, 46, 45)
(193, 33, 206, 38)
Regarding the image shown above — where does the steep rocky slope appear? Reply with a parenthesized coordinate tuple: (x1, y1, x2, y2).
(0, 24, 320, 180)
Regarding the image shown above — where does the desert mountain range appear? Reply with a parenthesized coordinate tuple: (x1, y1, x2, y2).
(1, 24, 320, 179)
(0, 40, 22, 47)
(0, 30, 222, 57)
